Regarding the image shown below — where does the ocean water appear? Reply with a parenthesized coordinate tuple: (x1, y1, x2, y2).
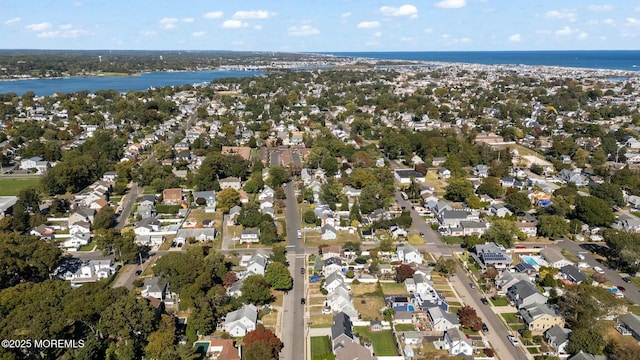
(326, 50, 640, 72)
(0, 70, 263, 96)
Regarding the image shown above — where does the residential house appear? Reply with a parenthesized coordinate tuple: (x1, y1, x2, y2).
(615, 214, 640, 233)
(474, 242, 513, 270)
(558, 169, 589, 187)
(396, 243, 424, 264)
(31, 224, 55, 238)
(219, 177, 242, 190)
(62, 233, 91, 251)
(545, 325, 572, 355)
(321, 224, 337, 240)
(321, 246, 342, 260)
(394, 169, 425, 184)
(443, 327, 474, 357)
(560, 265, 589, 285)
(438, 168, 451, 179)
(342, 186, 362, 199)
(70, 260, 115, 288)
(472, 165, 489, 178)
(459, 220, 490, 237)
(327, 285, 358, 320)
(20, 156, 50, 173)
(227, 205, 242, 225)
(332, 312, 357, 354)
(195, 338, 240, 360)
(192, 190, 216, 210)
(141, 276, 167, 299)
(427, 306, 460, 331)
(240, 229, 260, 243)
(68, 207, 95, 226)
(102, 171, 117, 182)
(324, 257, 343, 277)
(335, 342, 376, 360)
(517, 221, 538, 237)
(223, 304, 258, 337)
(162, 188, 183, 205)
(540, 248, 573, 269)
(501, 177, 525, 189)
(488, 204, 513, 218)
(567, 352, 606, 360)
(137, 195, 156, 219)
(246, 253, 268, 276)
(495, 271, 531, 295)
(617, 313, 640, 341)
(520, 302, 565, 335)
(69, 221, 91, 235)
(324, 271, 346, 293)
(402, 331, 423, 345)
(438, 209, 474, 228)
(134, 217, 161, 236)
(0, 196, 17, 219)
(174, 228, 218, 244)
(507, 280, 547, 309)
(389, 225, 408, 239)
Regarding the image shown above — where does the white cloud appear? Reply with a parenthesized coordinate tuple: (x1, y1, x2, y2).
(37, 27, 92, 38)
(140, 30, 156, 36)
(182, 18, 194, 23)
(435, 0, 466, 9)
(424, 28, 433, 33)
(203, 11, 224, 19)
(380, 4, 418, 17)
(288, 25, 319, 36)
(374, 31, 382, 37)
(603, 18, 615, 25)
(508, 33, 521, 42)
(233, 10, 271, 19)
(357, 21, 380, 29)
(627, 17, 640, 25)
(253, 25, 263, 30)
(587, 5, 613, 12)
(192, 31, 206, 37)
(341, 12, 352, 18)
(441, 33, 451, 39)
(401, 36, 415, 42)
(59, 24, 73, 30)
(578, 32, 588, 39)
(221, 19, 248, 28)
(555, 26, 574, 36)
(459, 37, 471, 43)
(4, 17, 21, 25)
(545, 9, 577, 22)
(159, 17, 178, 29)
(25, 22, 51, 31)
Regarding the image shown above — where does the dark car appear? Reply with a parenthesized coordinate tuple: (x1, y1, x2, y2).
(300, 297, 306, 305)
(618, 286, 627, 292)
(482, 323, 489, 332)
(135, 270, 142, 276)
(480, 297, 489, 305)
(623, 277, 632, 283)
(419, 232, 425, 236)
(469, 283, 475, 289)
(300, 267, 305, 274)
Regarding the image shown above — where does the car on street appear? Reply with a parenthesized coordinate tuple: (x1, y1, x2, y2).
(297, 229, 302, 239)
(135, 270, 142, 276)
(480, 298, 489, 305)
(482, 323, 489, 332)
(623, 277, 632, 283)
(300, 297, 306, 305)
(594, 266, 605, 274)
(507, 335, 519, 347)
(300, 267, 305, 274)
(469, 283, 475, 289)
(419, 232, 424, 236)
(618, 286, 626, 292)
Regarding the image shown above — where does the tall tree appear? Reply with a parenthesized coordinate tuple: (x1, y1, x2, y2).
(575, 196, 615, 227)
(264, 262, 293, 290)
(240, 275, 273, 305)
(216, 188, 240, 214)
(243, 325, 282, 360)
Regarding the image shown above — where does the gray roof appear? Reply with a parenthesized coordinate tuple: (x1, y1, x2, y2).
(440, 209, 471, 219)
(508, 280, 543, 300)
(519, 303, 558, 324)
(622, 313, 640, 335)
(225, 304, 257, 324)
(331, 312, 354, 340)
(561, 265, 588, 284)
(568, 352, 606, 360)
(427, 306, 459, 326)
(143, 276, 167, 294)
(546, 325, 571, 345)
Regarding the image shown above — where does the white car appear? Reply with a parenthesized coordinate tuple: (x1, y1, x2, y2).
(322, 307, 332, 314)
(297, 229, 302, 238)
(594, 266, 605, 274)
(507, 335, 519, 347)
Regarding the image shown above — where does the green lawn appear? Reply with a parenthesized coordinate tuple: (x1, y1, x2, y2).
(501, 313, 520, 323)
(381, 282, 410, 294)
(527, 347, 540, 354)
(78, 243, 96, 251)
(490, 296, 509, 306)
(353, 327, 399, 356)
(0, 176, 42, 195)
(395, 324, 416, 332)
(441, 236, 464, 245)
(311, 336, 334, 359)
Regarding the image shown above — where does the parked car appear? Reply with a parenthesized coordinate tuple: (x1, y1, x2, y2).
(594, 266, 605, 274)
(300, 297, 306, 305)
(618, 286, 626, 292)
(469, 283, 475, 289)
(507, 335, 519, 347)
(322, 307, 332, 314)
(480, 298, 489, 305)
(482, 323, 489, 332)
(135, 270, 142, 276)
(300, 267, 305, 274)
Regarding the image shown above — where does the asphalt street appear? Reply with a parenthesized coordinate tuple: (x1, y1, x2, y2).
(280, 182, 306, 360)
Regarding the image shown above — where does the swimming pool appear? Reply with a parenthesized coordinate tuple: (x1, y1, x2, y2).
(521, 256, 540, 266)
(408, 305, 415, 311)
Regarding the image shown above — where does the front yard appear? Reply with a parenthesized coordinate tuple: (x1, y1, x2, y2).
(353, 327, 399, 356)
(311, 336, 335, 360)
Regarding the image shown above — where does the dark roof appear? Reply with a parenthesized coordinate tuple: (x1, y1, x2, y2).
(508, 280, 542, 300)
(561, 265, 588, 284)
(515, 263, 536, 272)
(331, 312, 353, 340)
(395, 169, 423, 178)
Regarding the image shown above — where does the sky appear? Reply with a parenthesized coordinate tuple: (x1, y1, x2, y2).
(1, 0, 640, 52)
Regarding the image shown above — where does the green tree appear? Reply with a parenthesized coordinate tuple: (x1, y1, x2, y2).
(575, 196, 615, 227)
(505, 192, 531, 213)
(566, 327, 605, 356)
(216, 188, 240, 214)
(267, 166, 290, 188)
(98, 293, 156, 357)
(558, 283, 625, 329)
(302, 210, 317, 224)
(0, 234, 62, 289)
(434, 256, 457, 277)
(93, 206, 116, 230)
(537, 215, 570, 238)
(589, 183, 625, 208)
(145, 315, 177, 359)
(241, 275, 273, 305)
(269, 244, 288, 265)
(444, 179, 474, 202)
(264, 262, 293, 290)
(483, 219, 520, 248)
(349, 199, 362, 222)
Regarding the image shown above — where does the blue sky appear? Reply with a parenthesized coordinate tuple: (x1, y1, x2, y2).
(1, 0, 639, 51)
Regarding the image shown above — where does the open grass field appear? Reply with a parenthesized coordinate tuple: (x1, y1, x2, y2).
(311, 336, 334, 359)
(490, 296, 509, 306)
(395, 323, 416, 332)
(353, 327, 399, 356)
(0, 176, 42, 195)
(380, 282, 410, 295)
(353, 295, 386, 320)
(350, 283, 379, 296)
(407, 234, 425, 246)
(309, 314, 334, 328)
(501, 313, 520, 323)
(261, 309, 278, 331)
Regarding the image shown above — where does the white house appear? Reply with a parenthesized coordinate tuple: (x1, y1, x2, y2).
(219, 177, 242, 190)
(443, 327, 474, 356)
(428, 306, 460, 331)
(246, 253, 268, 275)
(240, 229, 260, 243)
(70, 260, 115, 288)
(324, 271, 346, 293)
(540, 248, 573, 269)
(223, 304, 258, 337)
(62, 233, 91, 251)
(396, 243, 424, 264)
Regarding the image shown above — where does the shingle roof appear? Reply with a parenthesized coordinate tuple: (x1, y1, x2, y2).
(331, 312, 353, 340)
